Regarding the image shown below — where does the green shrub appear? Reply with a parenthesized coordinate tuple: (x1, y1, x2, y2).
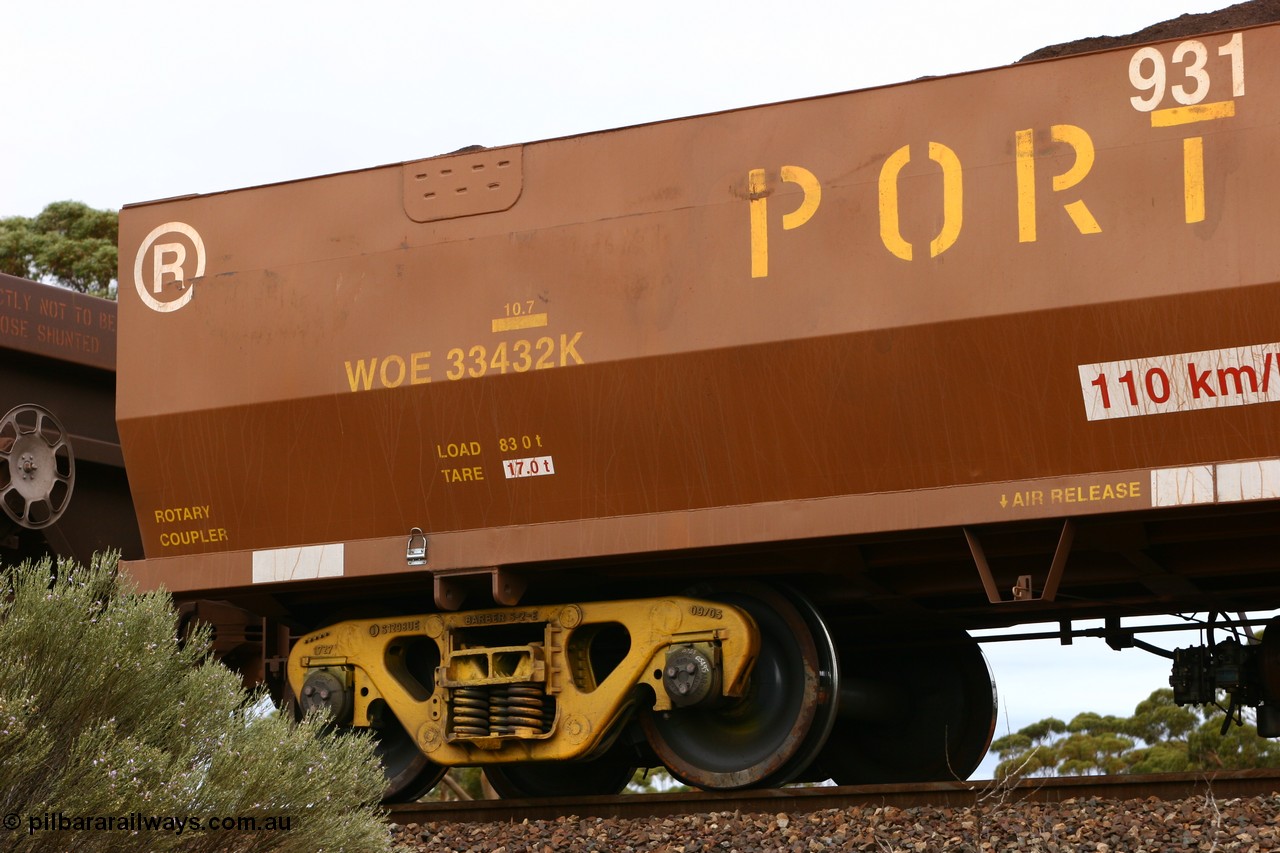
(0, 553, 390, 852)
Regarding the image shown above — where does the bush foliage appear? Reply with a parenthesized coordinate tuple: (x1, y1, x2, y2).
(991, 687, 1280, 779)
(0, 553, 390, 852)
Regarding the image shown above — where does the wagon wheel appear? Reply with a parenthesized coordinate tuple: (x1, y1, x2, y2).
(815, 629, 997, 784)
(367, 699, 448, 802)
(0, 405, 75, 530)
(299, 635, 447, 803)
(484, 747, 638, 798)
(641, 583, 838, 789)
(371, 636, 448, 802)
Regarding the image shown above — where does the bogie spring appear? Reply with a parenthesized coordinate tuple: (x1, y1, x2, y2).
(449, 682, 554, 738)
(450, 685, 491, 737)
(491, 683, 553, 735)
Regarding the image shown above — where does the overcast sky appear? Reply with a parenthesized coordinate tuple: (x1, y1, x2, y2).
(4, 0, 1264, 778)
(0, 0, 1241, 218)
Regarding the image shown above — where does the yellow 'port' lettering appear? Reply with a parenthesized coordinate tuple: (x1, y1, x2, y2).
(878, 142, 963, 261)
(1015, 124, 1102, 243)
(749, 169, 768, 278)
(747, 98, 1237, 277)
(1183, 136, 1206, 223)
(781, 166, 822, 231)
(929, 142, 963, 258)
(748, 166, 821, 278)
(879, 146, 912, 260)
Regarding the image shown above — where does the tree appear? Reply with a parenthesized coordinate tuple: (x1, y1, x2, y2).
(0, 201, 118, 298)
(0, 553, 391, 852)
(990, 688, 1280, 779)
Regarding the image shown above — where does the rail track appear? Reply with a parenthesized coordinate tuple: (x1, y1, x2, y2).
(387, 769, 1280, 826)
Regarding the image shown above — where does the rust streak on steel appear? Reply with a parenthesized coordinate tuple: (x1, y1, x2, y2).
(388, 770, 1280, 825)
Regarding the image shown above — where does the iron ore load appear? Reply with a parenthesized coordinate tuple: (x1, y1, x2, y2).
(117, 20, 1280, 799)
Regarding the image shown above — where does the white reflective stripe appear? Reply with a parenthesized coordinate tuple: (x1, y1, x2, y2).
(1216, 460, 1280, 502)
(1150, 466, 1215, 507)
(1150, 460, 1280, 506)
(252, 544, 344, 583)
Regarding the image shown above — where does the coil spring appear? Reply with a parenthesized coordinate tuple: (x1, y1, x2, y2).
(489, 683, 551, 735)
(450, 686, 490, 737)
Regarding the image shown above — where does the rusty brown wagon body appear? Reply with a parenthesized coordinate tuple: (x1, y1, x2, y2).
(0, 273, 140, 564)
(115, 21, 1280, 796)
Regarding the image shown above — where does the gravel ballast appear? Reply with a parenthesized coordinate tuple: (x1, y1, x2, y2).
(390, 795, 1280, 852)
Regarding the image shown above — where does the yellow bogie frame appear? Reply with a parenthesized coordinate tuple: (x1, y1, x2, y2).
(287, 597, 759, 765)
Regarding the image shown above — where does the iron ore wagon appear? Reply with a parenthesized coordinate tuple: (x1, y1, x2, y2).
(116, 18, 1280, 799)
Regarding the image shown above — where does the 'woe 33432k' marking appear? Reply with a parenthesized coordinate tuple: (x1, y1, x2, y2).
(343, 334, 585, 392)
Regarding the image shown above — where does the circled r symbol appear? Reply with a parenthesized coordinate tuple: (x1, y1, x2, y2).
(133, 221, 206, 313)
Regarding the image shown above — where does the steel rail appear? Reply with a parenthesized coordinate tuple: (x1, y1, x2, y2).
(388, 769, 1280, 826)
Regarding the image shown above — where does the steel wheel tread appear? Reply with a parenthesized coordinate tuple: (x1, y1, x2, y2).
(641, 582, 836, 790)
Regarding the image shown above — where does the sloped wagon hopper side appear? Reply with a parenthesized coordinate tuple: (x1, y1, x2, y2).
(118, 21, 1280, 799)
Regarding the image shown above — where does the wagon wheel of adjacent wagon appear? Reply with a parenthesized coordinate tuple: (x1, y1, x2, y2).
(0, 405, 75, 530)
(640, 583, 839, 789)
(484, 746, 639, 799)
(815, 629, 996, 784)
(367, 698, 448, 802)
